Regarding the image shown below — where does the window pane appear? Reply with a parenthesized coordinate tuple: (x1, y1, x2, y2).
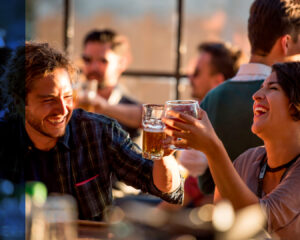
(0, 0, 25, 48)
(74, 0, 176, 72)
(26, 0, 64, 52)
(182, 0, 253, 74)
(120, 76, 176, 104)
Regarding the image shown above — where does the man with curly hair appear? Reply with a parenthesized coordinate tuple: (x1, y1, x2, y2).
(0, 42, 183, 220)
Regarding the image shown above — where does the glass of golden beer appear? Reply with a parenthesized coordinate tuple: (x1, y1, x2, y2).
(75, 79, 98, 112)
(142, 104, 165, 160)
(164, 100, 200, 150)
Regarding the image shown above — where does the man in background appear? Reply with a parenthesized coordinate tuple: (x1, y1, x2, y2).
(78, 29, 142, 140)
(199, 0, 300, 194)
(190, 42, 242, 102)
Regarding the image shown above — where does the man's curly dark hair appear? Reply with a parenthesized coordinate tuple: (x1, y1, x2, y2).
(1, 42, 76, 120)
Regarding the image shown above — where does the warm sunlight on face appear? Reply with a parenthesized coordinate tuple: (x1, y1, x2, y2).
(25, 68, 73, 142)
(251, 72, 291, 138)
(82, 42, 120, 87)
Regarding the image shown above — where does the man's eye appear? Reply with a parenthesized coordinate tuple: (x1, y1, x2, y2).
(65, 95, 73, 100)
(100, 59, 108, 64)
(193, 69, 200, 77)
(82, 55, 92, 64)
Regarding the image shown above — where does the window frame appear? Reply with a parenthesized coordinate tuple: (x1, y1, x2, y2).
(63, 0, 186, 99)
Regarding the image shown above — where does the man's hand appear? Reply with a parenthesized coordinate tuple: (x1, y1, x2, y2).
(153, 155, 180, 193)
(93, 95, 109, 113)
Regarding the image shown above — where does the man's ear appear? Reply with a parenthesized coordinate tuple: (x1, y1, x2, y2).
(212, 73, 225, 88)
(280, 34, 291, 56)
(118, 55, 130, 74)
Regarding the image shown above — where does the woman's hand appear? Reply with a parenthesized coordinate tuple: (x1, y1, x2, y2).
(162, 110, 219, 154)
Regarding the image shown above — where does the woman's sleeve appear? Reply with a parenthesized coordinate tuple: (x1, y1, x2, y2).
(259, 163, 300, 235)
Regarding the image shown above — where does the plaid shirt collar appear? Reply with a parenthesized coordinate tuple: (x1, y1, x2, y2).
(20, 119, 71, 151)
(57, 125, 71, 150)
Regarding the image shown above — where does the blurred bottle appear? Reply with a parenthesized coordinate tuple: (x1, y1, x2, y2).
(25, 181, 47, 240)
(41, 195, 78, 240)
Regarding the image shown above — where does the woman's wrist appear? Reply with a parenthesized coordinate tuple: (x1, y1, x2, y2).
(202, 136, 224, 158)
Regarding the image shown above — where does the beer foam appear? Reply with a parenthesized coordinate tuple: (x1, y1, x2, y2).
(144, 126, 164, 132)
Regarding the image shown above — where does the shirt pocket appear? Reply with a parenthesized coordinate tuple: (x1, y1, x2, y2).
(74, 174, 110, 220)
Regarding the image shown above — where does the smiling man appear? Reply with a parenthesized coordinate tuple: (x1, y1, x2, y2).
(25, 68, 73, 150)
(0, 42, 183, 220)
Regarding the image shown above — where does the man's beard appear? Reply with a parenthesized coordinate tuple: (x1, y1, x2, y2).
(25, 110, 71, 139)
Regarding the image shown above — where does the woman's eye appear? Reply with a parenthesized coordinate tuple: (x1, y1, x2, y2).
(43, 99, 54, 103)
(269, 87, 278, 90)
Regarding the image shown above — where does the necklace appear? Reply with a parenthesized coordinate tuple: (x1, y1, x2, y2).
(266, 155, 300, 172)
(257, 153, 300, 198)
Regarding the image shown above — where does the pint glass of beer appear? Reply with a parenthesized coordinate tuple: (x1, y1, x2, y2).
(142, 104, 165, 160)
(75, 79, 98, 112)
(165, 100, 200, 150)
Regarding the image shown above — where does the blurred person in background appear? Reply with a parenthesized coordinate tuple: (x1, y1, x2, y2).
(164, 61, 300, 239)
(198, 0, 300, 195)
(78, 29, 142, 141)
(0, 42, 183, 220)
(190, 42, 242, 102)
(161, 42, 243, 210)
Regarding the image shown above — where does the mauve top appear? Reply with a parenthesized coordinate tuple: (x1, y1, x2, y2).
(233, 146, 300, 239)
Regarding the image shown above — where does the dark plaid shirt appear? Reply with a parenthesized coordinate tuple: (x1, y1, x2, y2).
(0, 109, 183, 220)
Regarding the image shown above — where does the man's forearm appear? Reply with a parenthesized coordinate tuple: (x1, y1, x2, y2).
(152, 155, 181, 193)
(99, 104, 142, 128)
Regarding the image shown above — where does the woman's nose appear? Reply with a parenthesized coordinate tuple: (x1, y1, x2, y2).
(252, 88, 264, 101)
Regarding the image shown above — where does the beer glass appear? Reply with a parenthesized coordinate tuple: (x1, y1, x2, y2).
(76, 79, 98, 112)
(28, 194, 78, 240)
(164, 100, 200, 150)
(142, 104, 165, 160)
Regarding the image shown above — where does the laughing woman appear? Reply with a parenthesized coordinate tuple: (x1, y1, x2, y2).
(163, 62, 300, 239)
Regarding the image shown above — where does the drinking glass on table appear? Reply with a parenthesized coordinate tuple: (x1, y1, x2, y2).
(28, 194, 78, 240)
(164, 100, 200, 150)
(142, 104, 165, 160)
